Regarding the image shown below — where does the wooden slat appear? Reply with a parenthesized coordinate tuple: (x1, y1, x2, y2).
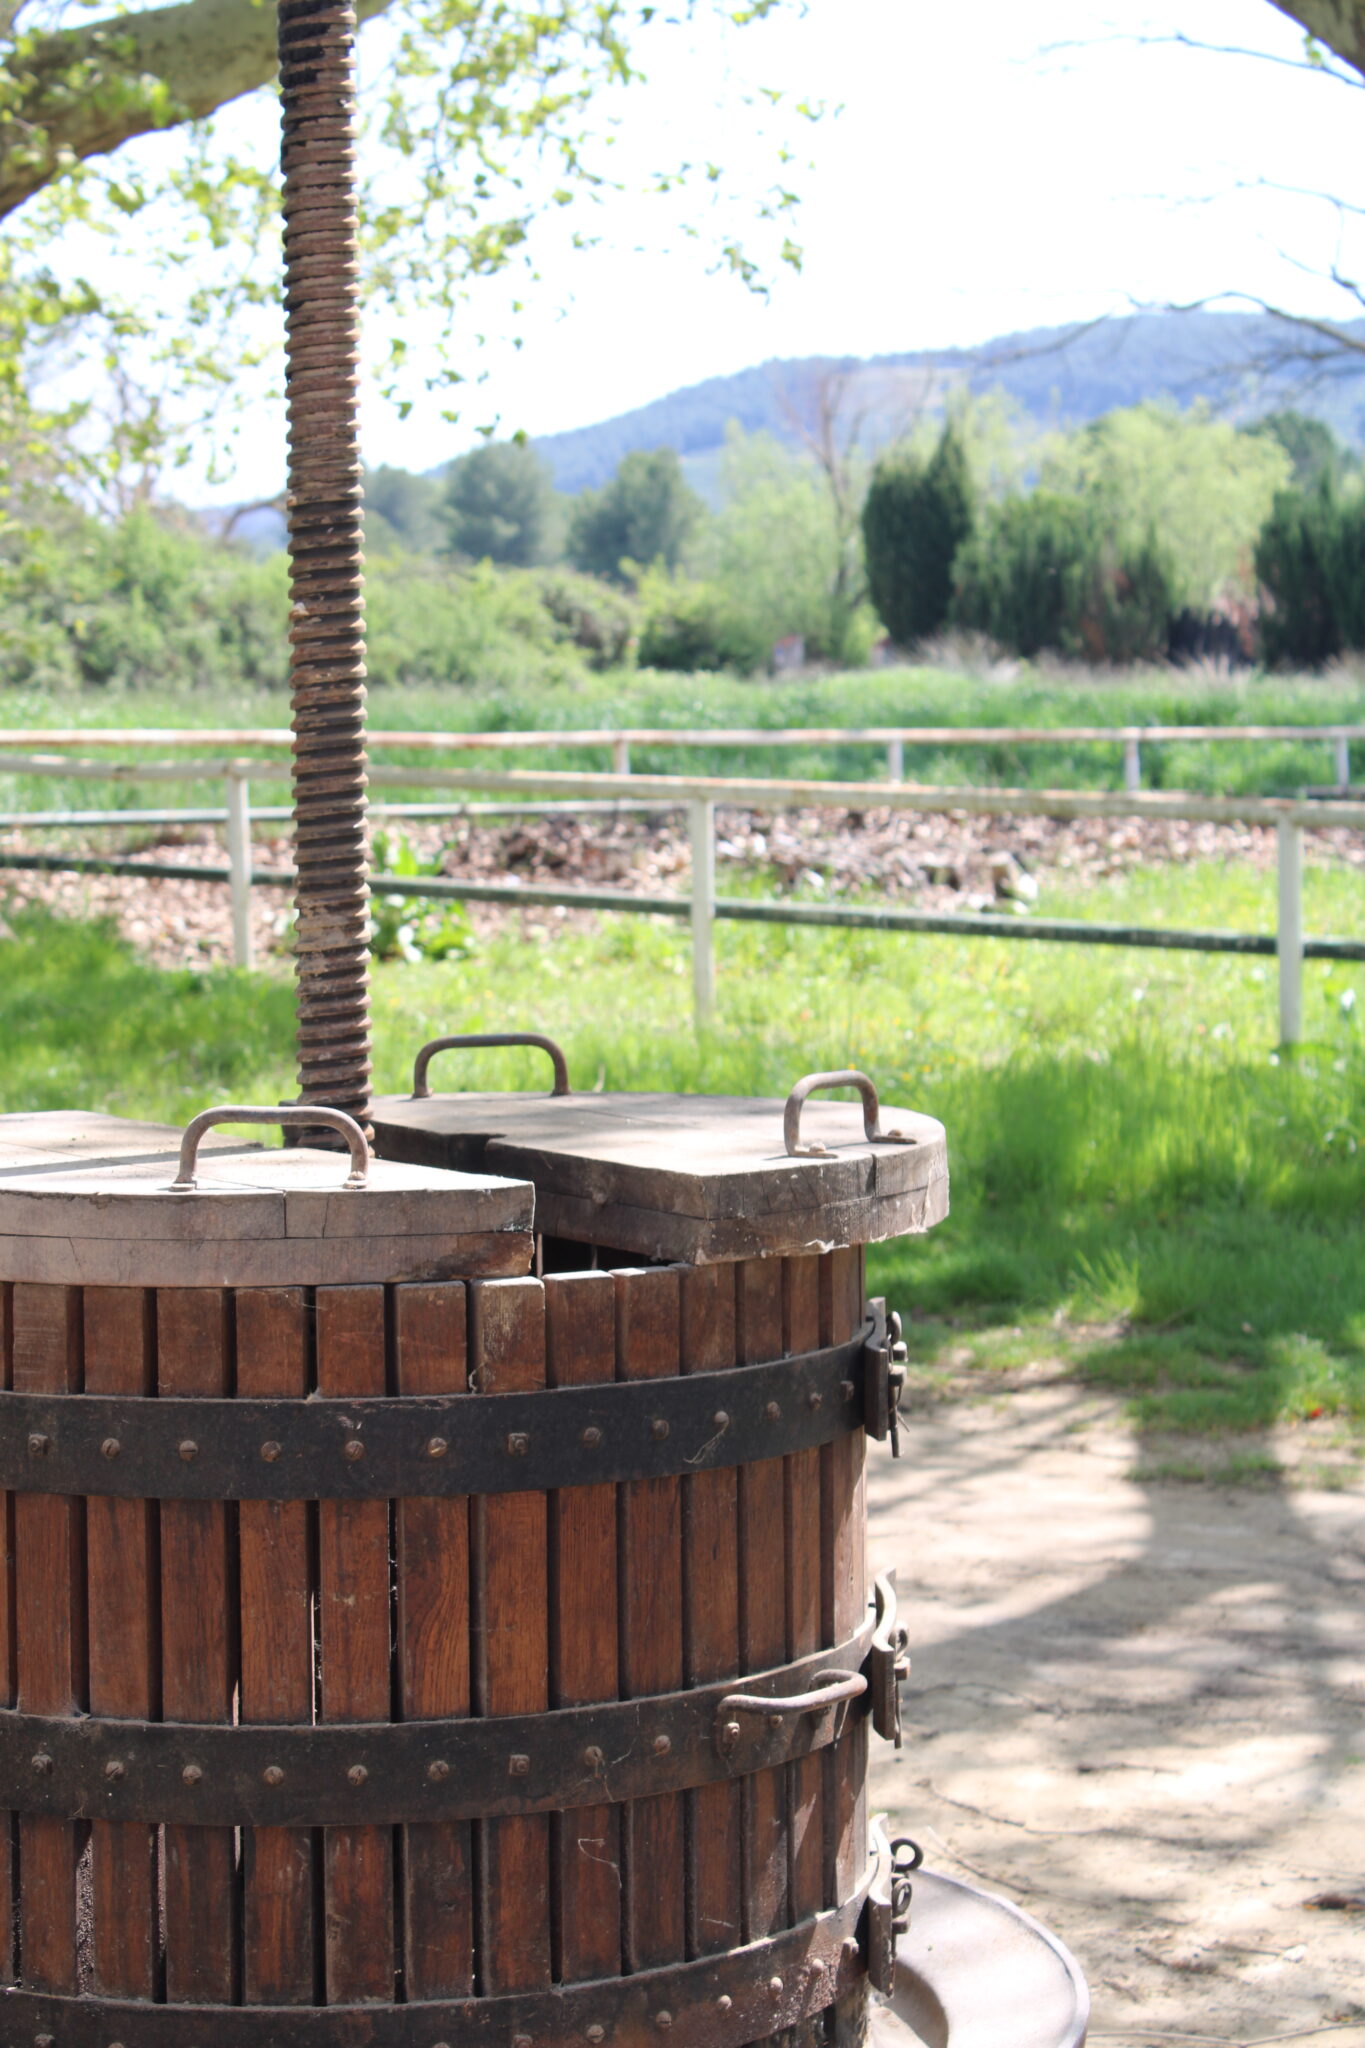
(395, 1281, 473, 2000)
(736, 1258, 788, 1942)
(822, 1247, 867, 1908)
(680, 1264, 742, 1963)
(84, 1287, 157, 2001)
(237, 1288, 316, 2006)
(784, 1255, 826, 1925)
(471, 1277, 551, 1996)
(158, 1287, 236, 2005)
(0, 1282, 14, 1986)
(545, 1271, 620, 1984)
(12, 1282, 83, 1993)
(316, 1285, 394, 2005)
(616, 1266, 685, 1974)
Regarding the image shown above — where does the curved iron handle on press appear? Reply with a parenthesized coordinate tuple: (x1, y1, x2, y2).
(714, 1668, 866, 1756)
(171, 1106, 370, 1192)
(783, 1070, 916, 1159)
(411, 1032, 571, 1101)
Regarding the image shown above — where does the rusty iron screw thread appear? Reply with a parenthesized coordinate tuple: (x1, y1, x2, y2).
(278, 0, 373, 1135)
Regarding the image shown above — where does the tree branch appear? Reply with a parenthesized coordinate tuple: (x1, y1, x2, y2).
(0, 0, 394, 220)
(1268, 1, 1365, 82)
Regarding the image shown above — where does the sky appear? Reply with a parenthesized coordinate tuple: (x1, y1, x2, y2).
(67, 0, 1365, 500)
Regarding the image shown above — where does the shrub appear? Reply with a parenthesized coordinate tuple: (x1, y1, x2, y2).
(635, 567, 768, 674)
(862, 423, 975, 646)
(953, 490, 1175, 663)
(1254, 483, 1365, 668)
(565, 449, 703, 584)
(533, 570, 638, 670)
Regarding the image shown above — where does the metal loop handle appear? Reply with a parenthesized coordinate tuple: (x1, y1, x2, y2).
(783, 1070, 914, 1159)
(171, 1106, 370, 1192)
(715, 1668, 867, 1754)
(411, 1032, 571, 1101)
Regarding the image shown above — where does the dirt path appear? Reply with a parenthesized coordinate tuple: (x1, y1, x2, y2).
(867, 1383, 1365, 2046)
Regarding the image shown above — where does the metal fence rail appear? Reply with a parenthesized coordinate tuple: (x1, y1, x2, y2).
(2, 752, 1362, 1044)
(0, 719, 1362, 790)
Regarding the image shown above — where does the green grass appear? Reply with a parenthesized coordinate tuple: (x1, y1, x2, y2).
(3, 847, 1362, 1465)
(2, 660, 1365, 810)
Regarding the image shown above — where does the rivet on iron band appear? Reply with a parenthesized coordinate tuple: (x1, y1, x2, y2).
(263, 1765, 285, 1787)
(807, 1390, 823, 1411)
(182, 1764, 203, 1787)
(654, 2014, 673, 2032)
(26, 1435, 48, 1457)
(768, 1713, 783, 1729)
(513, 2033, 532, 2046)
(427, 1759, 450, 1783)
(652, 1734, 671, 1757)
(841, 1380, 856, 1402)
(426, 1436, 449, 1459)
(768, 1977, 784, 1997)
(808, 1960, 825, 1980)
(580, 1425, 602, 1448)
(650, 1418, 669, 1441)
(101, 1437, 120, 1459)
(35, 2034, 54, 2046)
(586, 2028, 606, 2044)
(722, 1719, 741, 1748)
(716, 1998, 733, 2015)
(509, 1753, 530, 1776)
(343, 1438, 365, 1461)
(260, 1440, 282, 1463)
(348, 1764, 368, 1786)
(506, 1432, 529, 1456)
(109, 2040, 127, 2048)
(764, 1401, 781, 1422)
(583, 1745, 605, 1771)
(712, 1411, 730, 1430)
(178, 1439, 198, 1462)
(104, 1759, 126, 1783)
(841, 1938, 860, 1964)
(31, 1753, 53, 1775)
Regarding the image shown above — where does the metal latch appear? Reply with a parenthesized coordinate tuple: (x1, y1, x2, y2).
(863, 1299, 908, 1456)
(869, 1571, 910, 1747)
(865, 1816, 921, 1994)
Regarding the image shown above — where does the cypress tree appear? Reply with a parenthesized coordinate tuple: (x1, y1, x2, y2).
(862, 422, 975, 646)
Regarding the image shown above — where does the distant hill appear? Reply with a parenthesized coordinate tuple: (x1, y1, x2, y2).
(526, 310, 1365, 494)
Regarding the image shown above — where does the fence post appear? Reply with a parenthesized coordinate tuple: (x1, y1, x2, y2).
(886, 737, 904, 783)
(1123, 735, 1142, 793)
(1334, 735, 1351, 789)
(225, 766, 254, 971)
(612, 736, 631, 777)
(1276, 819, 1303, 1047)
(689, 798, 715, 1028)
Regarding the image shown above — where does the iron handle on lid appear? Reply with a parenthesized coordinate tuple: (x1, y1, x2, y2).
(411, 1032, 571, 1100)
(714, 1667, 867, 1756)
(171, 1105, 370, 1191)
(783, 1069, 917, 1158)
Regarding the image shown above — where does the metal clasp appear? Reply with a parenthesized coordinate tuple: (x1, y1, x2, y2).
(866, 1816, 921, 1993)
(863, 1299, 908, 1456)
(869, 1571, 911, 1749)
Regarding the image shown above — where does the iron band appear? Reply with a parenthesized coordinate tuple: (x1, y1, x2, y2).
(0, 1611, 899, 1828)
(0, 1327, 881, 1502)
(0, 1869, 871, 2046)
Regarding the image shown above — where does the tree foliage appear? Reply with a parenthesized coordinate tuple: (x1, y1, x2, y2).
(441, 438, 559, 566)
(1039, 402, 1289, 610)
(952, 490, 1176, 664)
(0, 0, 814, 491)
(1253, 478, 1365, 668)
(861, 422, 975, 647)
(566, 448, 702, 584)
(1244, 410, 1355, 493)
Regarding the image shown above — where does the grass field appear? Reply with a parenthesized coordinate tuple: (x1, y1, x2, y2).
(3, 659, 1365, 807)
(3, 846, 1361, 1478)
